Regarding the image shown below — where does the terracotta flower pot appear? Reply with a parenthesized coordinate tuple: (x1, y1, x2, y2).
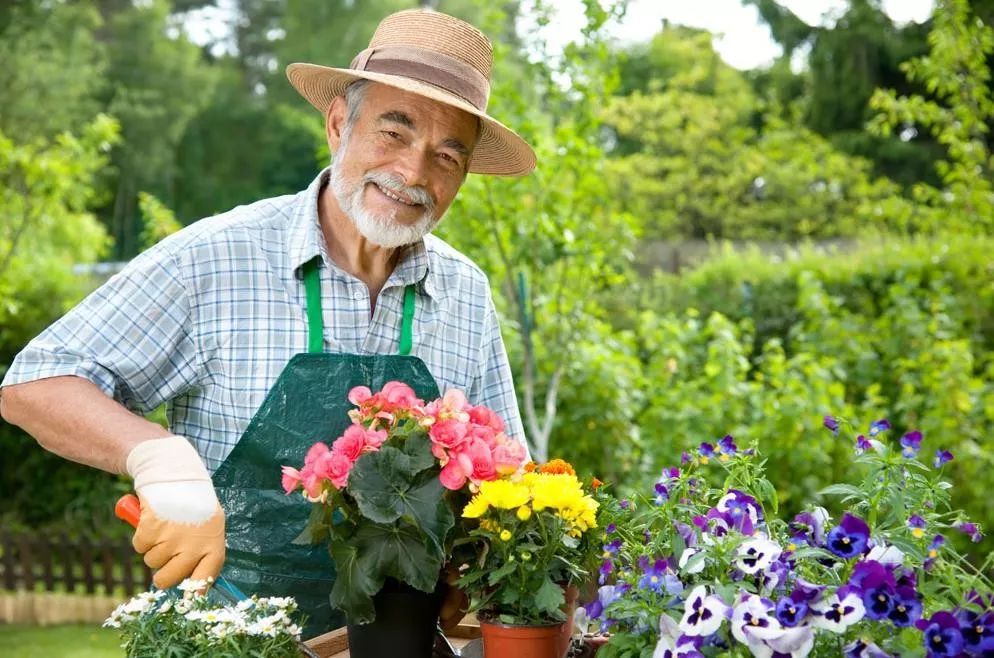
(480, 619, 568, 658)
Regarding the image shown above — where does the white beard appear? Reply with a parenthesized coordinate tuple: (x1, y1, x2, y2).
(329, 150, 440, 248)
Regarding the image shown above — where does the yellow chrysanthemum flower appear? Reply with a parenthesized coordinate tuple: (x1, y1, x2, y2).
(462, 494, 490, 519)
(500, 529, 512, 541)
(479, 479, 531, 510)
(516, 505, 532, 521)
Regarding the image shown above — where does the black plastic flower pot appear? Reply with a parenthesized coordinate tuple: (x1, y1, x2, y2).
(346, 577, 445, 658)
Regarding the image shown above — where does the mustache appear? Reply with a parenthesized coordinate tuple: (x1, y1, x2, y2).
(362, 171, 436, 212)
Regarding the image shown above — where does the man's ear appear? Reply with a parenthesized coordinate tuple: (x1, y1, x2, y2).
(326, 96, 349, 153)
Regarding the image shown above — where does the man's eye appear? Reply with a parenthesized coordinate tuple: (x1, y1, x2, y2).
(439, 153, 458, 166)
(383, 131, 402, 140)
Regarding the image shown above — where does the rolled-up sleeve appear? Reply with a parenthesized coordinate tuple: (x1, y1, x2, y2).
(2, 248, 200, 414)
(470, 291, 530, 457)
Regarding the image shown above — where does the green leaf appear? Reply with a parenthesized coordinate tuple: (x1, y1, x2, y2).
(349, 446, 414, 524)
(534, 576, 565, 616)
(328, 540, 378, 624)
(355, 521, 444, 594)
(401, 432, 437, 473)
(818, 484, 864, 498)
(755, 478, 779, 515)
(348, 448, 454, 552)
(486, 560, 518, 586)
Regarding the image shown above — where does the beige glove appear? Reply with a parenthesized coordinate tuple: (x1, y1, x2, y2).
(125, 436, 225, 589)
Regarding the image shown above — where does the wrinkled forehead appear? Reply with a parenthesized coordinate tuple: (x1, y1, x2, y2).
(359, 82, 481, 148)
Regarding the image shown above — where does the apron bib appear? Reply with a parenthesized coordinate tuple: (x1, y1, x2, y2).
(211, 257, 440, 638)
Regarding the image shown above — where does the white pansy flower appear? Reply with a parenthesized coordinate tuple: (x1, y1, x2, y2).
(735, 537, 782, 576)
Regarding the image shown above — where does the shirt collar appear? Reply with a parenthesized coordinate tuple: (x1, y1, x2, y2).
(288, 167, 439, 299)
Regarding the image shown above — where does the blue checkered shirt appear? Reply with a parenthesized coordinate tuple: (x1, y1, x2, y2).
(2, 168, 526, 471)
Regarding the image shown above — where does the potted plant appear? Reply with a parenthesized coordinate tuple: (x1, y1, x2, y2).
(583, 417, 994, 658)
(105, 579, 305, 657)
(455, 459, 606, 658)
(281, 382, 528, 657)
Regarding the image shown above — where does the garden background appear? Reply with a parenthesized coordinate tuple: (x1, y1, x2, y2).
(1, 0, 993, 652)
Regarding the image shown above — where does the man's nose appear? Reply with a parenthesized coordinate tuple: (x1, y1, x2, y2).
(392, 146, 431, 188)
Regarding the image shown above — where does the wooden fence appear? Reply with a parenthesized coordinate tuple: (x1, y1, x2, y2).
(0, 530, 151, 597)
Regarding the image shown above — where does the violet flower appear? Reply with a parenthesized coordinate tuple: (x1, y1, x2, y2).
(908, 515, 927, 539)
(855, 434, 872, 454)
(888, 586, 922, 627)
(698, 442, 715, 463)
(717, 435, 737, 459)
(918, 611, 964, 657)
(826, 513, 870, 559)
(844, 639, 893, 657)
(868, 419, 891, 436)
(824, 416, 840, 435)
(775, 593, 810, 628)
(933, 449, 954, 468)
(678, 586, 729, 637)
(810, 586, 866, 632)
(735, 537, 782, 576)
(900, 430, 923, 458)
(957, 608, 994, 654)
(955, 521, 983, 543)
(654, 482, 670, 506)
(790, 508, 829, 547)
(730, 593, 784, 645)
(717, 489, 764, 535)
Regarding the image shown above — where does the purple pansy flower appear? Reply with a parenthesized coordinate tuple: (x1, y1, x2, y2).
(584, 584, 622, 621)
(717, 435, 738, 459)
(908, 515, 927, 538)
(955, 521, 983, 543)
(662, 466, 681, 480)
(824, 416, 840, 435)
(933, 449, 954, 468)
(811, 586, 866, 632)
(619, 499, 631, 510)
(638, 557, 680, 595)
(654, 482, 670, 506)
(680, 451, 692, 465)
(868, 419, 891, 436)
(602, 538, 622, 557)
(717, 489, 764, 535)
(598, 559, 613, 585)
(674, 521, 697, 549)
(762, 557, 790, 591)
(655, 614, 706, 658)
(730, 593, 784, 645)
(826, 513, 871, 559)
(957, 609, 994, 654)
(855, 434, 872, 454)
(735, 537, 782, 576)
(775, 593, 810, 628)
(888, 586, 922, 627)
(790, 508, 829, 547)
(918, 611, 964, 657)
(900, 430, 923, 458)
(679, 586, 730, 637)
(844, 638, 893, 657)
(606, 522, 617, 534)
(698, 442, 715, 462)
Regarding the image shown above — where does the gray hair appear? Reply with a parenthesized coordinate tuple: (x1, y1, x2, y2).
(341, 79, 371, 142)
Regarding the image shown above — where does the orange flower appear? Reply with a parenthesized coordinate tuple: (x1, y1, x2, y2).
(523, 461, 537, 473)
(591, 477, 603, 491)
(537, 459, 576, 476)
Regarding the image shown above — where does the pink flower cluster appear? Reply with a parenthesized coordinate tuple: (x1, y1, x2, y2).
(281, 423, 387, 500)
(422, 389, 529, 491)
(281, 381, 528, 499)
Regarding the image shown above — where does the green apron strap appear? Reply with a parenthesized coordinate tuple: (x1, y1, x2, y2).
(399, 284, 416, 356)
(302, 258, 324, 354)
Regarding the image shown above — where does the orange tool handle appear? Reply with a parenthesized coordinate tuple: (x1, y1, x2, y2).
(115, 493, 141, 529)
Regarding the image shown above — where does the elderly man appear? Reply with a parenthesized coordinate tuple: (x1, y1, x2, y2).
(0, 8, 533, 641)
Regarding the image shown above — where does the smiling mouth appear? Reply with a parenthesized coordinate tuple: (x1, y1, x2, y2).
(371, 182, 420, 207)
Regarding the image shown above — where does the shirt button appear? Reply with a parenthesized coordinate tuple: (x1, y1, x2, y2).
(353, 291, 364, 300)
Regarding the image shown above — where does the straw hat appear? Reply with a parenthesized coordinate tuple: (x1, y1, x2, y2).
(286, 9, 535, 177)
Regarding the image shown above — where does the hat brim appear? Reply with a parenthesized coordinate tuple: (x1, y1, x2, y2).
(286, 62, 536, 177)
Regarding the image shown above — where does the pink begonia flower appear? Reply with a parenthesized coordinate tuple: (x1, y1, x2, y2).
(332, 425, 367, 462)
(459, 438, 497, 485)
(304, 442, 330, 466)
(468, 405, 505, 433)
(364, 427, 388, 449)
(426, 389, 471, 423)
(381, 381, 422, 408)
(492, 438, 528, 474)
(326, 452, 354, 490)
(281, 466, 302, 495)
(300, 466, 324, 500)
(348, 386, 372, 406)
(429, 419, 470, 452)
(467, 423, 498, 448)
(439, 460, 467, 490)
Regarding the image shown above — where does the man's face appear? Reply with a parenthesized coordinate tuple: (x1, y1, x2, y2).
(327, 82, 478, 247)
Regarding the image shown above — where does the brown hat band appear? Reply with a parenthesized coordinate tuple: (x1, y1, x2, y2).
(350, 45, 490, 111)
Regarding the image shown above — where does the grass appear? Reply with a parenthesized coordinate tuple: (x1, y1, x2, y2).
(0, 624, 122, 658)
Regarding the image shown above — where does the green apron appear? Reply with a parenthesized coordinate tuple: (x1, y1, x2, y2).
(211, 257, 441, 639)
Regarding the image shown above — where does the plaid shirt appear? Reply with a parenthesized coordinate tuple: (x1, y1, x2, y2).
(3, 168, 526, 471)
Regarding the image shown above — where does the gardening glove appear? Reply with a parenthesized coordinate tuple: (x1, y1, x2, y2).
(125, 436, 225, 589)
